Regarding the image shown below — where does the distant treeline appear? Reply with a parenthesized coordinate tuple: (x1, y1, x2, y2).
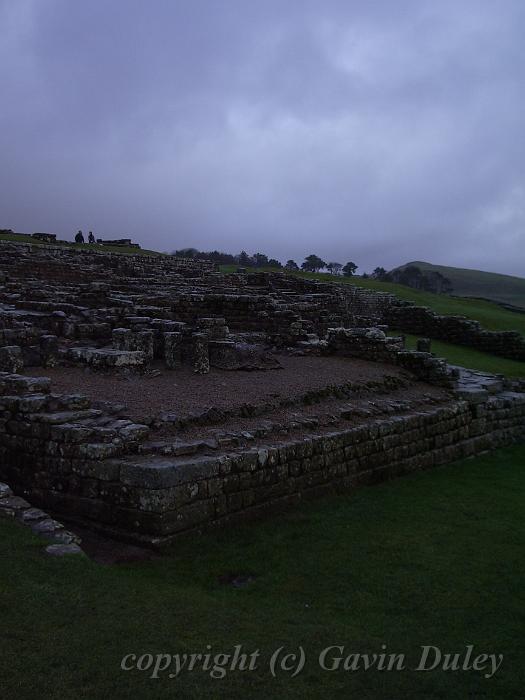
(380, 265, 453, 294)
(171, 249, 360, 277)
(172, 248, 283, 268)
(171, 249, 452, 293)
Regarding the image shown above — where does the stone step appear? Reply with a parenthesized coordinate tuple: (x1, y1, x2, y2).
(455, 388, 489, 403)
(0, 374, 51, 395)
(27, 409, 104, 424)
(68, 347, 146, 368)
(138, 438, 218, 457)
(113, 453, 224, 489)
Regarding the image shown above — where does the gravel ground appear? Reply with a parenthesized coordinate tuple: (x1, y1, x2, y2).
(25, 355, 414, 420)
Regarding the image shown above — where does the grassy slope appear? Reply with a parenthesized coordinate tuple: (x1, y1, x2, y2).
(1, 445, 524, 699)
(396, 333, 525, 378)
(298, 272, 525, 376)
(0, 232, 162, 256)
(392, 260, 525, 308)
(305, 273, 525, 335)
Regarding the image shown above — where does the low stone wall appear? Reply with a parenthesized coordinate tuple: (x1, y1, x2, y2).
(0, 370, 523, 546)
(49, 394, 525, 545)
(325, 327, 456, 387)
(385, 304, 525, 361)
(0, 372, 150, 516)
(0, 480, 83, 555)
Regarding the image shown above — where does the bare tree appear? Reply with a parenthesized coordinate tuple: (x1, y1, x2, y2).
(326, 262, 343, 275)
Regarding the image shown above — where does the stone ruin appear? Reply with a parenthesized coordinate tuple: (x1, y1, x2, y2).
(0, 239, 523, 547)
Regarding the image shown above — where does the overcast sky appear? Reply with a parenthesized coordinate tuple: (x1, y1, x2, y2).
(1, 1, 525, 276)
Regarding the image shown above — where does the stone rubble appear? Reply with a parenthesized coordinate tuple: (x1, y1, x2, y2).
(0, 479, 83, 554)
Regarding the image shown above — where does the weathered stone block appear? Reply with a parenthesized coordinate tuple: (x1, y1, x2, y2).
(0, 346, 23, 373)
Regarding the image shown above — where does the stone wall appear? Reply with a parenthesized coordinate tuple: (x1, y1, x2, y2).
(3, 240, 523, 366)
(0, 240, 217, 280)
(0, 370, 523, 546)
(0, 372, 150, 520)
(325, 327, 456, 387)
(95, 394, 525, 545)
(384, 303, 525, 361)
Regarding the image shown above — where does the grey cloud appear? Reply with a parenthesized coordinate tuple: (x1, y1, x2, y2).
(1, 0, 524, 275)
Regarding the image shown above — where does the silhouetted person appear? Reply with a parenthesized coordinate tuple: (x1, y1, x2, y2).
(88, 231, 95, 244)
(75, 230, 84, 244)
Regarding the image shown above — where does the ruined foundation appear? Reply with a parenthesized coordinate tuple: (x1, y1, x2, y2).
(0, 240, 523, 546)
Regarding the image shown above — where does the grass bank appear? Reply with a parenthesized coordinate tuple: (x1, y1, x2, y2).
(2, 445, 524, 699)
(396, 333, 525, 379)
(0, 232, 162, 256)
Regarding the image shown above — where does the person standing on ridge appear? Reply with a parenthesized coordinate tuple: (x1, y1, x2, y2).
(88, 231, 95, 244)
(75, 230, 84, 244)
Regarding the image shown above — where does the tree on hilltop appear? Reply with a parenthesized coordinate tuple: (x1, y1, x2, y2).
(371, 266, 387, 280)
(388, 265, 452, 294)
(342, 261, 358, 277)
(253, 252, 269, 267)
(326, 262, 343, 276)
(172, 247, 199, 258)
(236, 250, 252, 266)
(301, 254, 326, 272)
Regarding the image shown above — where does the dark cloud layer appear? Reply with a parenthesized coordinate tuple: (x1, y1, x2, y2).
(1, 0, 524, 274)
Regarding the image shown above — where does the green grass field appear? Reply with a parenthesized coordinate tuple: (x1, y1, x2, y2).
(0, 232, 162, 256)
(392, 260, 525, 308)
(1, 445, 524, 699)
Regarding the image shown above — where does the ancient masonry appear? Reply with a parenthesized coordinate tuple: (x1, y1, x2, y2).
(0, 240, 523, 546)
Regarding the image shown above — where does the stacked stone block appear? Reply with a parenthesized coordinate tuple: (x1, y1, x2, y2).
(385, 304, 525, 361)
(0, 367, 523, 546)
(325, 327, 456, 387)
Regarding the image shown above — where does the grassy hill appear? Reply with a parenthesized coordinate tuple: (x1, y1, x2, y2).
(341, 274, 525, 336)
(392, 260, 525, 309)
(0, 231, 162, 256)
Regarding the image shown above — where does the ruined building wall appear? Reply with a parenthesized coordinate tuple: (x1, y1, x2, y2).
(0, 371, 523, 546)
(2, 241, 523, 362)
(384, 304, 525, 361)
(325, 327, 455, 387)
(108, 396, 523, 543)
